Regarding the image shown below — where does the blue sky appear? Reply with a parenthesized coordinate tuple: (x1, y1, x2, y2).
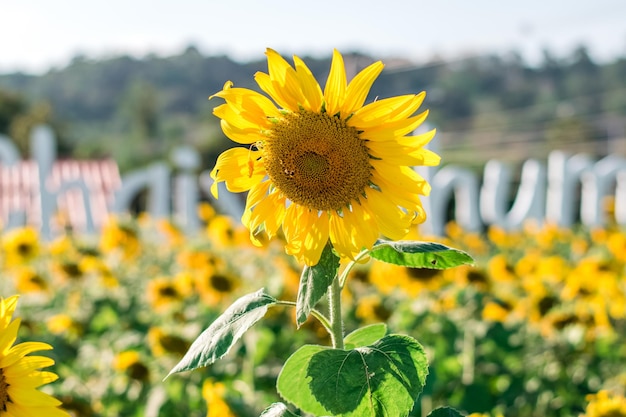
(1, 0, 625, 73)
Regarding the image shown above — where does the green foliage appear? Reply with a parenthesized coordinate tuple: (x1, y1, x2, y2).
(277, 335, 428, 417)
(259, 403, 300, 417)
(344, 323, 388, 349)
(427, 407, 464, 417)
(370, 240, 474, 269)
(167, 288, 277, 377)
(296, 243, 340, 326)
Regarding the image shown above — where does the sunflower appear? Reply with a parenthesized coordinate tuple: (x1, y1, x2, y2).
(146, 277, 185, 312)
(210, 48, 439, 265)
(194, 267, 241, 306)
(0, 295, 70, 416)
(147, 327, 190, 358)
(13, 267, 49, 294)
(369, 260, 445, 298)
(1, 227, 40, 268)
(112, 350, 150, 381)
(202, 379, 237, 417)
(582, 390, 626, 417)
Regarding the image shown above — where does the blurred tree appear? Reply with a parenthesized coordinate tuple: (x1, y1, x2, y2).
(118, 80, 160, 140)
(0, 88, 69, 156)
(0, 89, 27, 134)
(545, 117, 602, 152)
(0, 44, 624, 168)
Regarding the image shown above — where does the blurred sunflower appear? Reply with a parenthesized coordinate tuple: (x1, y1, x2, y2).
(482, 300, 513, 323)
(202, 379, 237, 417)
(1, 227, 40, 267)
(369, 261, 445, 298)
(210, 48, 439, 265)
(51, 258, 85, 284)
(581, 390, 626, 417)
(176, 249, 224, 271)
(112, 350, 150, 381)
(46, 314, 82, 339)
(147, 327, 190, 358)
(206, 215, 250, 247)
(156, 219, 184, 246)
(354, 294, 393, 323)
(147, 277, 185, 312)
(13, 266, 49, 294)
(194, 268, 241, 306)
(99, 217, 141, 260)
(0, 295, 70, 416)
(487, 254, 517, 282)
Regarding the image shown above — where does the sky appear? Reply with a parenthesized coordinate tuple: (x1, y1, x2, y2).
(1, 0, 626, 74)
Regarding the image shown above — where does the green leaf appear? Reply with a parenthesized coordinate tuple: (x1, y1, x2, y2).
(344, 323, 387, 349)
(166, 288, 277, 378)
(427, 407, 465, 417)
(277, 345, 328, 416)
(296, 243, 340, 326)
(260, 403, 300, 417)
(370, 240, 474, 269)
(277, 335, 429, 417)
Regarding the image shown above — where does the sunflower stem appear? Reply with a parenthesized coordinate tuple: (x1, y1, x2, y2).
(338, 249, 371, 288)
(273, 300, 333, 336)
(328, 276, 344, 349)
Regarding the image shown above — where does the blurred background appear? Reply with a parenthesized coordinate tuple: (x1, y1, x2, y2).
(2, 3, 626, 416)
(1, 0, 625, 173)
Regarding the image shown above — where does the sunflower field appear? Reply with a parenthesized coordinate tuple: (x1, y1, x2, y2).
(1, 207, 625, 417)
(2, 48, 626, 417)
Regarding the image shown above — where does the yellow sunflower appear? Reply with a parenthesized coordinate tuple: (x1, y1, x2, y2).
(1, 227, 40, 268)
(0, 295, 70, 417)
(582, 390, 626, 417)
(202, 379, 237, 417)
(210, 48, 439, 265)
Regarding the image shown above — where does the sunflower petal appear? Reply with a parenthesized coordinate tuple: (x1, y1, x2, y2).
(0, 342, 52, 369)
(343, 61, 384, 115)
(293, 55, 323, 112)
(323, 50, 347, 116)
(350, 93, 426, 128)
(210, 148, 266, 197)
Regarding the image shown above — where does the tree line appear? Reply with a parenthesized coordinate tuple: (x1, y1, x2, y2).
(0, 45, 625, 172)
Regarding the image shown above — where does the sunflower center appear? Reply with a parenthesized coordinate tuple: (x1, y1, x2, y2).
(210, 274, 234, 293)
(406, 268, 440, 282)
(16, 243, 33, 257)
(0, 369, 11, 412)
(264, 110, 371, 211)
(159, 286, 179, 298)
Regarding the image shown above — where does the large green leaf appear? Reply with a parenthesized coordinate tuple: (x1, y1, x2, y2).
(277, 335, 428, 417)
(427, 407, 464, 417)
(370, 240, 474, 269)
(344, 323, 387, 349)
(260, 403, 300, 417)
(296, 243, 340, 326)
(166, 288, 276, 377)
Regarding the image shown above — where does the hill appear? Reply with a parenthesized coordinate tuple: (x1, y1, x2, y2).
(1, 45, 625, 172)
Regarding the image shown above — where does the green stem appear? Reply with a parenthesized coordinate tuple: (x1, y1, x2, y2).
(328, 276, 344, 349)
(338, 249, 371, 288)
(274, 301, 333, 336)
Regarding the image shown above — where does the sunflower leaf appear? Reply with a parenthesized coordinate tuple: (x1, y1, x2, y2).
(260, 402, 300, 417)
(370, 240, 474, 269)
(427, 407, 465, 417)
(344, 323, 387, 349)
(296, 243, 340, 326)
(166, 288, 277, 378)
(277, 335, 429, 417)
